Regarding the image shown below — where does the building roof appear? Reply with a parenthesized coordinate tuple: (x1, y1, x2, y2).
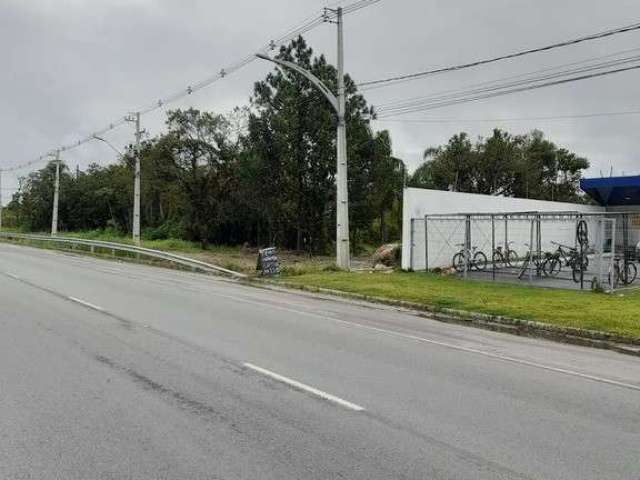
(580, 175, 640, 206)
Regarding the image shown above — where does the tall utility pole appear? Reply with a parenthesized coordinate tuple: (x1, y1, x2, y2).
(255, 6, 351, 269)
(129, 112, 142, 245)
(335, 7, 350, 270)
(51, 150, 60, 236)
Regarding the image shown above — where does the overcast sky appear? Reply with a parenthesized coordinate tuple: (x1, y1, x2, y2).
(3, 0, 640, 203)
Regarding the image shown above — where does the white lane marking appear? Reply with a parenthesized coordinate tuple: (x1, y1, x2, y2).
(213, 292, 640, 393)
(244, 362, 366, 412)
(67, 296, 105, 312)
(3, 262, 637, 393)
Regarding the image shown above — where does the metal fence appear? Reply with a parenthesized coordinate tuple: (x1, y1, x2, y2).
(409, 211, 640, 292)
(0, 232, 246, 279)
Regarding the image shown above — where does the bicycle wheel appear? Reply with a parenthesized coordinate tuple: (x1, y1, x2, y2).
(572, 267, 583, 284)
(577, 220, 589, 248)
(452, 252, 466, 273)
(492, 251, 505, 269)
(543, 257, 561, 277)
(581, 255, 589, 271)
(518, 253, 531, 280)
(623, 262, 637, 285)
(473, 251, 488, 271)
(506, 249, 518, 267)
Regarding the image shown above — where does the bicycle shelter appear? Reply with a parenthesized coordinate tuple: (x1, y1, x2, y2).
(402, 186, 640, 293)
(414, 211, 639, 292)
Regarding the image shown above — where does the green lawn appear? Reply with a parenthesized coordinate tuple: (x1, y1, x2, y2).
(280, 271, 640, 339)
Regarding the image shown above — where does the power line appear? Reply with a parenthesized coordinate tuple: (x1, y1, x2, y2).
(376, 64, 640, 118)
(373, 109, 640, 123)
(373, 46, 640, 109)
(260, 46, 640, 125)
(376, 53, 640, 115)
(5, 0, 383, 173)
(358, 20, 640, 89)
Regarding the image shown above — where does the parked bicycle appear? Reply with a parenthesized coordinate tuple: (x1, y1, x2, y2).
(452, 244, 487, 272)
(608, 257, 637, 288)
(492, 241, 518, 268)
(517, 243, 546, 280)
(542, 241, 589, 279)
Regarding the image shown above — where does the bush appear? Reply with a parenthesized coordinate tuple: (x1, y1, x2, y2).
(142, 221, 186, 241)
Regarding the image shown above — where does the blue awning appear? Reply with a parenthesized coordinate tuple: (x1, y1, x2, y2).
(581, 175, 640, 206)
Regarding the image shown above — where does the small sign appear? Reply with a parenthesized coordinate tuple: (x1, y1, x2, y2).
(257, 247, 280, 276)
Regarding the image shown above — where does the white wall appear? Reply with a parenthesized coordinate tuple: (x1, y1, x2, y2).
(402, 188, 604, 270)
(605, 207, 640, 251)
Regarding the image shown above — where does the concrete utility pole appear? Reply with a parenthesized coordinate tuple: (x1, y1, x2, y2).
(334, 7, 350, 270)
(126, 112, 142, 246)
(255, 7, 351, 269)
(51, 150, 60, 236)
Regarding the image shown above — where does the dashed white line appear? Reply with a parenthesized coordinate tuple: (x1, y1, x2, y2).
(244, 362, 366, 412)
(220, 292, 640, 393)
(67, 296, 105, 312)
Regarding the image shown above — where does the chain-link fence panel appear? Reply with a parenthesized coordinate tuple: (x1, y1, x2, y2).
(415, 210, 640, 293)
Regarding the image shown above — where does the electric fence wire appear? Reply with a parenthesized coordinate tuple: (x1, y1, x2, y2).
(4, 0, 383, 173)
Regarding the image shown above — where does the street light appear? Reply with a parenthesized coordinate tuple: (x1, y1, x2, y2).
(48, 150, 61, 236)
(92, 114, 142, 247)
(127, 112, 142, 246)
(92, 135, 124, 157)
(255, 7, 350, 269)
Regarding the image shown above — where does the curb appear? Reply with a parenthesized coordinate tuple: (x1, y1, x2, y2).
(254, 279, 640, 358)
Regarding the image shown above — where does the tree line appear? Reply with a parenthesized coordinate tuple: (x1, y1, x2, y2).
(409, 129, 590, 203)
(7, 37, 404, 252)
(6, 37, 591, 252)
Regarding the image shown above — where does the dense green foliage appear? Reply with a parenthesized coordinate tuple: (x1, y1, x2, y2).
(7, 37, 591, 251)
(8, 37, 404, 251)
(409, 129, 590, 202)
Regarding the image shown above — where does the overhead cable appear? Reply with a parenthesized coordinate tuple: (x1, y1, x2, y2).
(5, 0, 383, 172)
(358, 20, 640, 89)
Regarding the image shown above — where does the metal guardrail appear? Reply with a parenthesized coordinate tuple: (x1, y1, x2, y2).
(0, 232, 247, 279)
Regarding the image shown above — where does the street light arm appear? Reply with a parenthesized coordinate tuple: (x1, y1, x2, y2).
(255, 53, 339, 114)
(92, 135, 124, 158)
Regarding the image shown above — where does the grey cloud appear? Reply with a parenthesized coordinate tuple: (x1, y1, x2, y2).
(2, 0, 640, 202)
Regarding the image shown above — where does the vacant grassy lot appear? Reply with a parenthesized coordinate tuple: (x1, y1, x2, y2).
(281, 271, 640, 339)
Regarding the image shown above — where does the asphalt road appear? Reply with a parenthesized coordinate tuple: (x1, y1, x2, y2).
(1, 242, 639, 480)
